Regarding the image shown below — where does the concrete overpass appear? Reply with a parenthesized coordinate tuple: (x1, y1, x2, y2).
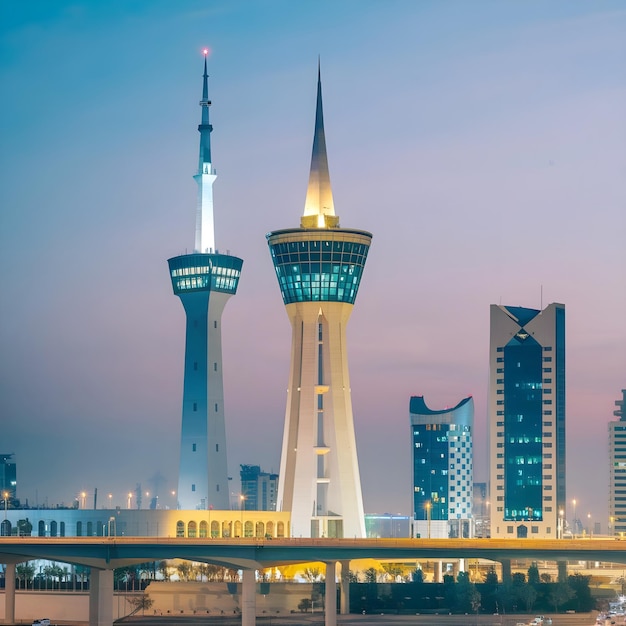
(2, 537, 625, 626)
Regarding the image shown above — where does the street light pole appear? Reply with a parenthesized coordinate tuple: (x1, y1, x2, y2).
(572, 498, 577, 538)
(426, 501, 431, 539)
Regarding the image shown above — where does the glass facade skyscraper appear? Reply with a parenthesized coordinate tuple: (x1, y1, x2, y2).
(609, 389, 626, 536)
(410, 396, 474, 539)
(489, 303, 566, 539)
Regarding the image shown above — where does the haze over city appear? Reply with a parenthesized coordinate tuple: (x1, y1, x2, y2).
(1, 1, 624, 526)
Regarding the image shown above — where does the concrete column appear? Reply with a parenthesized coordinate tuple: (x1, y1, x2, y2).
(435, 560, 443, 583)
(500, 559, 512, 583)
(452, 561, 459, 580)
(557, 560, 568, 583)
(339, 560, 350, 615)
(89, 568, 113, 626)
(4, 563, 15, 625)
(325, 560, 337, 626)
(458, 558, 466, 574)
(241, 569, 256, 626)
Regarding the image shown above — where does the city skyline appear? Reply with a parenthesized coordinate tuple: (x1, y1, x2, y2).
(1, 1, 625, 525)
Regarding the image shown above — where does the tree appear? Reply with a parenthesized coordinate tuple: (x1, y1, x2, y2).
(127, 594, 154, 616)
(549, 581, 574, 613)
(411, 568, 425, 583)
(176, 561, 193, 581)
(157, 560, 170, 581)
(16, 562, 35, 589)
(483, 567, 498, 585)
(527, 563, 540, 586)
(568, 573, 594, 612)
(381, 563, 404, 582)
(364, 567, 379, 583)
(297, 598, 312, 612)
(540, 573, 552, 583)
(303, 567, 322, 582)
(520, 584, 538, 612)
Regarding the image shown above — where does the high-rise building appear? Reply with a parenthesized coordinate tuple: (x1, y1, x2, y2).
(488, 303, 566, 539)
(266, 65, 372, 538)
(609, 389, 626, 536)
(240, 465, 278, 511)
(472, 482, 490, 538)
(168, 53, 243, 510)
(0, 454, 16, 501)
(410, 395, 474, 539)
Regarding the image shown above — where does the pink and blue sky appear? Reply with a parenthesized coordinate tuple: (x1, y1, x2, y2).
(1, 1, 624, 525)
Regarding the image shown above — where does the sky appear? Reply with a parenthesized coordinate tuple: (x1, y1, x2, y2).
(1, 0, 625, 525)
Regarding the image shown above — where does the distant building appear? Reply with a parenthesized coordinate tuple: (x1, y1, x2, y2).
(609, 389, 626, 536)
(488, 303, 566, 539)
(473, 481, 490, 538)
(364, 514, 411, 538)
(0, 454, 16, 501)
(240, 465, 278, 511)
(0, 507, 290, 540)
(410, 395, 474, 539)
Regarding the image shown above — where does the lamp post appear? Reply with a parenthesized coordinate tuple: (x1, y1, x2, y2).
(558, 509, 564, 539)
(240, 495, 246, 538)
(587, 513, 592, 537)
(425, 501, 432, 539)
(108, 493, 113, 509)
(572, 498, 577, 538)
(3, 491, 8, 521)
(127, 492, 133, 510)
(80, 491, 86, 510)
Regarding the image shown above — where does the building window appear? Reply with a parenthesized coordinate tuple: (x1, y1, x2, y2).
(192, 443, 196, 452)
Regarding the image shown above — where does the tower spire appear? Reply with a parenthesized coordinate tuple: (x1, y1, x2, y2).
(301, 60, 339, 229)
(194, 49, 217, 253)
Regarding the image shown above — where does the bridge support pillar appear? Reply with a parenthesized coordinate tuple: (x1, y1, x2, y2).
(339, 560, 350, 614)
(241, 568, 256, 626)
(557, 560, 568, 583)
(89, 568, 113, 626)
(500, 559, 511, 583)
(3, 563, 15, 625)
(434, 560, 443, 582)
(325, 560, 337, 626)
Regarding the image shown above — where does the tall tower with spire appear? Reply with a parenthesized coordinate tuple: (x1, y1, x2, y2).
(168, 52, 243, 510)
(266, 65, 372, 538)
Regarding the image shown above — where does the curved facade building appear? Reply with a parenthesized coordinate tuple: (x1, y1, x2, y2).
(267, 65, 371, 538)
(410, 395, 474, 539)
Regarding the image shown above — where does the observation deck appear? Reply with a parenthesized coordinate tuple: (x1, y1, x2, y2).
(168, 253, 243, 296)
(267, 227, 372, 305)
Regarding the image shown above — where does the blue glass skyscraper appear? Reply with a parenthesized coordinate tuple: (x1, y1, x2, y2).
(489, 303, 565, 538)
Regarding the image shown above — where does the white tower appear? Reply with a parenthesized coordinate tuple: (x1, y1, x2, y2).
(168, 53, 243, 510)
(266, 65, 372, 538)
